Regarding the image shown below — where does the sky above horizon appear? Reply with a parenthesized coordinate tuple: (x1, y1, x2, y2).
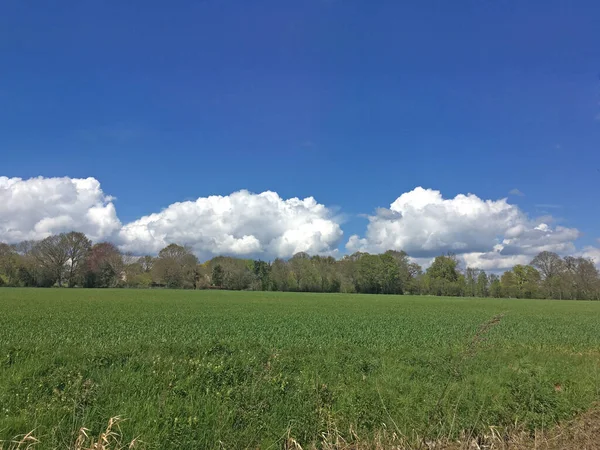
(1, 0, 600, 270)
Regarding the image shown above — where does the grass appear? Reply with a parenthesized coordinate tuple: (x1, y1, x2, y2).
(1, 288, 600, 449)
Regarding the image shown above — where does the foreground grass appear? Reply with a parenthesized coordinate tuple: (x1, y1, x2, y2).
(1, 289, 599, 449)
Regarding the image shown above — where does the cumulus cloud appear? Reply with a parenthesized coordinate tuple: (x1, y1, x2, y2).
(461, 252, 531, 272)
(509, 188, 524, 196)
(347, 187, 524, 257)
(347, 187, 583, 271)
(0, 177, 342, 259)
(3, 177, 598, 269)
(0, 176, 121, 243)
(577, 245, 600, 265)
(118, 190, 343, 259)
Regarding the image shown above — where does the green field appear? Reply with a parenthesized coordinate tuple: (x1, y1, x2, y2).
(1, 289, 600, 449)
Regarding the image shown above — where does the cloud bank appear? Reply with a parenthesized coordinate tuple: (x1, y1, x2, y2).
(347, 187, 583, 270)
(0, 177, 342, 260)
(118, 190, 343, 259)
(0, 176, 121, 242)
(0, 177, 597, 269)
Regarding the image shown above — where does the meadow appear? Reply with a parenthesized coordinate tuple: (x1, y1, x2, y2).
(1, 289, 599, 449)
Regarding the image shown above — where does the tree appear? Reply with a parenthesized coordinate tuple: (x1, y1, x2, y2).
(212, 264, 224, 288)
(465, 268, 480, 297)
(3, 230, 598, 300)
(563, 256, 600, 300)
(138, 255, 154, 273)
(311, 256, 340, 293)
(530, 251, 565, 299)
(63, 232, 92, 287)
(252, 260, 270, 290)
(208, 256, 255, 290)
(476, 271, 489, 297)
(33, 235, 70, 286)
(122, 261, 152, 288)
(84, 242, 123, 287)
(489, 274, 502, 298)
(455, 273, 467, 297)
(11, 241, 53, 287)
(354, 254, 381, 294)
(12, 240, 37, 255)
(195, 262, 211, 289)
(31, 232, 91, 287)
(337, 254, 361, 293)
(425, 254, 460, 296)
(506, 265, 541, 298)
(531, 251, 564, 280)
(0, 243, 18, 285)
(350, 253, 403, 295)
(384, 250, 412, 293)
(270, 258, 293, 291)
(378, 253, 402, 294)
(290, 253, 320, 292)
(405, 262, 423, 294)
(152, 244, 198, 288)
(500, 270, 518, 298)
(427, 254, 459, 283)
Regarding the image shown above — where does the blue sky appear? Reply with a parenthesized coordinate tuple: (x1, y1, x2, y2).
(1, 0, 599, 267)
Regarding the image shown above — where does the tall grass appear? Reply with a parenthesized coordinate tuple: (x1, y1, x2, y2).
(1, 289, 600, 448)
(0, 417, 138, 450)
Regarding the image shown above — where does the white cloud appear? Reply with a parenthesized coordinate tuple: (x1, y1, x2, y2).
(347, 187, 523, 257)
(0, 176, 121, 243)
(509, 188, 524, 196)
(118, 190, 343, 259)
(0, 177, 342, 260)
(3, 177, 598, 269)
(577, 245, 600, 265)
(347, 187, 582, 271)
(461, 252, 531, 272)
(499, 224, 579, 256)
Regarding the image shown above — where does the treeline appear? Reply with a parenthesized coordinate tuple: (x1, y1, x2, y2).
(1, 231, 599, 300)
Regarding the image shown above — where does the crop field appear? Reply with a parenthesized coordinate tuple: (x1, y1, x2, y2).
(1, 289, 600, 449)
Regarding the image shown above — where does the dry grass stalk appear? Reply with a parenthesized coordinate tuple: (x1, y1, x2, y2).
(289, 405, 600, 449)
(0, 431, 39, 450)
(3, 406, 599, 449)
(0, 417, 139, 450)
(73, 416, 139, 450)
